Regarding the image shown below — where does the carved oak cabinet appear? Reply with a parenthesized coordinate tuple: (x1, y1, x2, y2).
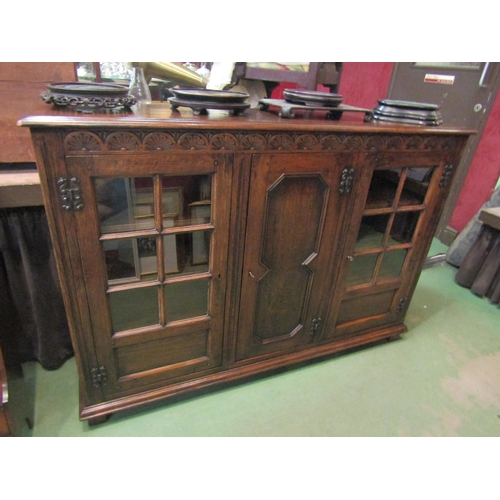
(20, 104, 471, 424)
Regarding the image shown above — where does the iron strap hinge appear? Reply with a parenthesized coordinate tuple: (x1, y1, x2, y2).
(397, 297, 408, 314)
(57, 176, 84, 211)
(91, 366, 108, 387)
(439, 164, 455, 188)
(339, 167, 355, 195)
(310, 317, 322, 336)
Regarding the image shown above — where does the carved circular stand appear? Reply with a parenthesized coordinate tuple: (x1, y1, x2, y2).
(259, 99, 374, 121)
(168, 98, 250, 116)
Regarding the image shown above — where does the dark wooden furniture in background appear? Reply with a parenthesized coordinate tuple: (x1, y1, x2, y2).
(20, 104, 471, 425)
(0, 62, 76, 164)
(230, 62, 343, 97)
(455, 206, 500, 304)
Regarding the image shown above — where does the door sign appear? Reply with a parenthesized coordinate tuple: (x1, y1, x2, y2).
(424, 74, 455, 85)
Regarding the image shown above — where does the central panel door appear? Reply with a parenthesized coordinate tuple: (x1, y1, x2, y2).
(235, 153, 352, 361)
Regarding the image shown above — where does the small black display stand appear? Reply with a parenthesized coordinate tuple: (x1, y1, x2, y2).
(259, 99, 374, 121)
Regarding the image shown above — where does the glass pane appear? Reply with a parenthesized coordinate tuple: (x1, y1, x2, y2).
(389, 211, 421, 244)
(161, 175, 212, 228)
(104, 236, 164, 283)
(164, 230, 210, 277)
(97, 177, 155, 234)
(355, 214, 390, 251)
(379, 249, 408, 280)
(165, 278, 210, 322)
(345, 253, 379, 288)
(108, 287, 159, 332)
(365, 170, 400, 210)
(399, 168, 434, 207)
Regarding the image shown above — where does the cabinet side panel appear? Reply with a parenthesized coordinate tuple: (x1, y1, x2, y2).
(29, 131, 106, 410)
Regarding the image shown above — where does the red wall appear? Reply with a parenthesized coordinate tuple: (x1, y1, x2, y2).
(337, 62, 395, 110)
(449, 89, 500, 232)
(273, 62, 499, 234)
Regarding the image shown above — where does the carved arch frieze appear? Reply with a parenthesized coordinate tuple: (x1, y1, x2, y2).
(269, 133, 294, 150)
(143, 132, 176, 151)
(241, 133, 267, 150)
(64, 131, 103, 152)
(343, 135, 364, 150)
(62, 129, 455, 154)
(295, 134, 319, 150)
(210, 133, 238, 150)
(105, 132, 141, 151)
(320, 134, 344, 150)
(178, 132, 209, 150)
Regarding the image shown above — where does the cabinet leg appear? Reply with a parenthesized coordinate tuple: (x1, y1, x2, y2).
(87, 414, 111, 427)
(387, 334, 401, 342)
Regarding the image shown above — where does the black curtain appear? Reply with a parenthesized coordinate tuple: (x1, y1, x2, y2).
(0, 206, 73, 370)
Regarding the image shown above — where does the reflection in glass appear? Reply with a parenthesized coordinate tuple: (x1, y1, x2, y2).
(161, 175, 211, 228)
(379, 249, 408, 280)
(345, 253, 378, 288)
(365, 170, 399, 209)
(97, 177, 155, 234)
(355, 214, 390, 251)
(165, 278, 210, 322)
(103, 238, 141, 284)
(390, 211, 421, 244)
(96, 175, 213, 235)
(164, 230, 210, 277)
(399, 168, 433, 206)
(108, 287, 159, 332)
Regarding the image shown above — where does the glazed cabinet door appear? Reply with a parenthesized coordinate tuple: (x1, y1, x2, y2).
(65, 153, 232, 398)
(235, 152, 356, 361)
(326, 150, 451, 339)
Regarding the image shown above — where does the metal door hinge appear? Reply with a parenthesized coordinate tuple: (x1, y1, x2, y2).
(439, 164, 454, 187)
(91, 366, 108, 387)
(339, 167, 355, 194)
(57, 176, 84, 211)
(397, 297, 408, 314)
(310, 317, 322, 336)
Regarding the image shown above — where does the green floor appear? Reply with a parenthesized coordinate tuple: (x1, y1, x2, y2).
(6, 240, 500, 437)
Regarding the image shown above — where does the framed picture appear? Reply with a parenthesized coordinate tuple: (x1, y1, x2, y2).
(132, 186, 182, 220)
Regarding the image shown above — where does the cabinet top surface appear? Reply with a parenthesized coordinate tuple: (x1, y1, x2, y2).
(18, 102, 475, 135)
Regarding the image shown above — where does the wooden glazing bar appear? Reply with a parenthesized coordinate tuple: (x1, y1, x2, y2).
(100, 229, 159, 242)
(154, 175, 167, 326)
(161, 223, 215, 236)
(343, 278, 402, 299)
(163, 271, 212, 285)
(354, 242, 413, 257)
(107, 279, 160, 294)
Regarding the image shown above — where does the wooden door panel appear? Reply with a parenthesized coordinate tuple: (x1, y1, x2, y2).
(236, 153, 352, 361)
(65, 153, 231, 395)
(113, 322, 215, 383)
(327, 153, 448, 339)
(336, 289, 396, 325)
(253, 175, 327, 343)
